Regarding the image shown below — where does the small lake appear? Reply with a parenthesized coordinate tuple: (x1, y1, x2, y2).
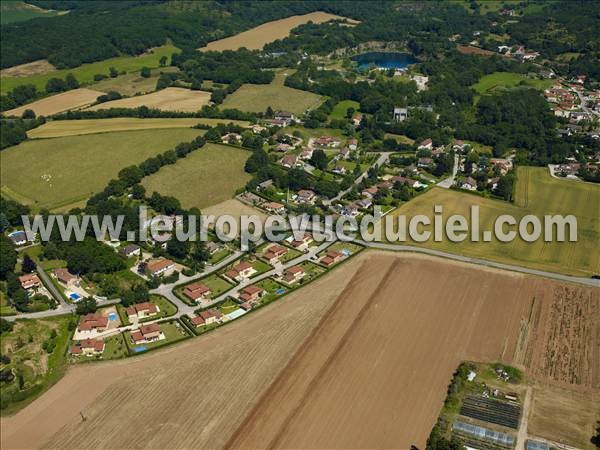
(352, 52, 417, 71)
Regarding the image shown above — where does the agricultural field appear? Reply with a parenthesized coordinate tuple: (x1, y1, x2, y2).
(90, 67, 179, 96)
(4, 88, 105, 117)
(0, 60, 55, 77)
(86, 87, 211, 112)
(141, 143, 251, 210)
(221, 70, 323, 116)
(1, 44, 180, 94)
(0, 315, 75, 415)
(384, 167, 600, 277)
(226, 252, 599, 449)
(0, 1, 62, 24)
(202, 199, 267, 223)
(0, 128, 203, 210)
(27, 117, 248, 139)
(473, 72, 554, 96)
(329, 99, 360, 120)
(199, 12, 355, 51)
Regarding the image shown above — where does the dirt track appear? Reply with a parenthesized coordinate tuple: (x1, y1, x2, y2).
(1, 251, 598, 449)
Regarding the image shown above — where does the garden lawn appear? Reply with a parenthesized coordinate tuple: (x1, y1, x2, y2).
(141, 143, 251, 210)
(329, 100, 360, 120)
(0, 128, 203, 211)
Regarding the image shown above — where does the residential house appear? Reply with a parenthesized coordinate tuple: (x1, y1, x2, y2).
(221, 132, 242, 144)
(77, 313, 109, 334)
(52, 268, 80, 288)
(337, 147, 351, 160)
(275, 143, 293, 152)
(314, 136, 341, 148)
(131, 323, 163, 344)
(297, 189, 316, 204)
(452, 139, 467, 151)
(119, 244, 141, 258)
(361, 186, 378, 198)
(393, 107, 408, 122)
(488, 177, 500, 190)
(274, 111, 295, 124)
(126, 302, 159, 320)
(238, 285, 265, 303)
(224, 261, 255, 282)
(250, 124, 266, 134)
(262, 244, 288, 264)
(70, 338, 105, 356)
(356, 198, 372, 209)
(19, 273, 41, 291)
(320, 250, 344, 266)
(410, 75, 429, 91)
(263, 202, 285, 214)
(418, 157, 434, 168)
(280, 154, 299, 168)
(332, 163, 347, 175)
(183, 283, 212, 302)
(461, 177, 478, 191)
(490, 158, 513, 175)
(282, 266, 306, 284)
(8, 231, 27, 246)
(352, 113, 363, 126)
(343, 204, 359, 217)
(290, 232, 313, 251)
(206, 241, 221, 255)
(299, 147, 313, 160)
(570, 111, 590, 122)
(418, 138, 433, 150)
(265, 118, 288, 127)
(348, 138, 358, 151)
(146, 258, 175, 277)
(431, 147, 445, 157)
(190, 309, 223, 327)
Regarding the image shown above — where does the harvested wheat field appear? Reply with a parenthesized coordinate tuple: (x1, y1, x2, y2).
(0, 59, 55, 77)
(199, 12, 355, 51)
(203, 198, 267, 223)
(1, 252, 598, 449)
(4, 88, 105, 117)
(86, 87, 211, 112)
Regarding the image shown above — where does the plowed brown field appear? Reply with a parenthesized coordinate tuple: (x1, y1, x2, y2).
(1, 252, 598, 449)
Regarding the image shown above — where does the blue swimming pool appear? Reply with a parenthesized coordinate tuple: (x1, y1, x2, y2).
(275, 288, 286, 295)
(69, 293, 81, 301)
(133, 346, 147, 353)
(341, 249, 351, 257)
(108, 312, 117, 321)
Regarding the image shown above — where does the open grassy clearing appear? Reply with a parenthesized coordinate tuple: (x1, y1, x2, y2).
(199, 12, 356, 51)
(0, 60, 56, 77)
(385, 167, 599, 276)
(0, 1, 62, 24)
(1, 44, 180, 94)
(27, 117, 248, 139)
(4, 88, 105, 117)
(473, 72, 554, 96)
(329, 100, 360, 120)
(221, 70, 323, 116)
(384, 132, 415, 145)
(86, 87, 211, 112)
(90, 67, 179, 96)
(141, 143, 251, 210)
(0, 128, 203, 210)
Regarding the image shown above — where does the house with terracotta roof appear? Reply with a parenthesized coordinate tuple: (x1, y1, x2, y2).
(314, 136, 341, 148)
(290, 232, 313, 251)
(238, 285, 265, 303)
(282, 266, 306, 284)
(417, 157, 434, 168)
(461, 177, 478, 191)
(190, 309, 223, 327)
(70, 338, 105, 356)
(348, 138, 358, 151)
(418, 138, 433, 150)
(224, 261, 256, 282)
(263, 202, 285, 214)
(320, 250, 344, 267)
(77, 313, 109, 334)
(296, 189, 316, 204)
(146, 258, 174, 277)
(126, 302, 159, 320)
(183, 283, 212, 302)
(299, 147, 313, 160)
(19, 273, 41, 291)
(361, 186, 378, 198)
(261, 244, 288, 264)
(337, 147, 350, 160)
(131, 323, 163, 344)
(280, 154, 299, 168)
(52, 268, 80, 288)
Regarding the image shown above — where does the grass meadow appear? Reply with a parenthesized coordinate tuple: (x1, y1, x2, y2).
(329, 100, 360, 120)
(1, 1, 61, 24)
(0, 128, 203, 211)
(221, 70, 323, 115)
(385, 167, 599, 276)
(141, 143, 251, 209)
(473, 72, 554, 96)
(1, 44, 180, 94)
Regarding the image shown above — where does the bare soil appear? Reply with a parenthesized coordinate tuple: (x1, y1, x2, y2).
(0, 60, 56, 77)
(86, 87, 210, 113)
(5, 88, 105, 117)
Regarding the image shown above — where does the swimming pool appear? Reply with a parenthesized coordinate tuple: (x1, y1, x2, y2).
(133, 346, 147, 353)
(69, 292, 82, 301)
(275, 288, 286, 295)
(341, 249, 351, 257)
(108, 312, 117, 321)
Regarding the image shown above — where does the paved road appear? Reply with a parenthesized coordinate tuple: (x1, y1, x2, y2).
(356, 240, 600, 288)
(437, 153, 460, 188)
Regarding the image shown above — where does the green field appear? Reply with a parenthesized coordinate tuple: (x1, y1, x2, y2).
(385, 167, 600, 277)
(329, 100, 360, 120)
(0, 315, 75, 415)
(0, 1, 61, 24)
(0, 128, 203, 210)
(221, 69, 323, 115)
(90, 66, 179, 96)
(473, 72, 554, 96)
(141, 143, 251, 210)
(1, 44, 180, 94)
